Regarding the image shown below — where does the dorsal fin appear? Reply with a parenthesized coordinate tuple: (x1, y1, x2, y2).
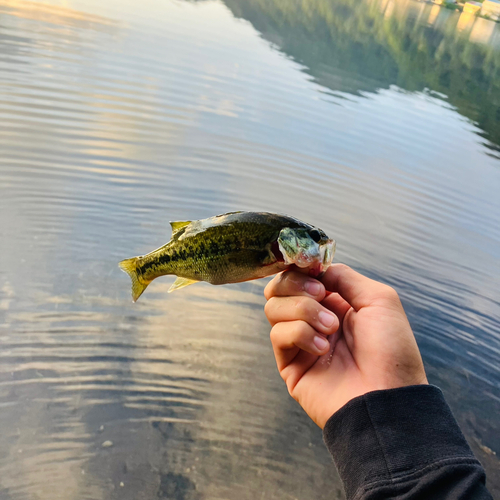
(170, 220, 191, 236)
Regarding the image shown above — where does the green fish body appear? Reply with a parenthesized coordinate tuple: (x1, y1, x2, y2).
(119, 211, 335, 302)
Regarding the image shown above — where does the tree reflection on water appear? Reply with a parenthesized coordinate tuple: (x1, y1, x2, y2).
(225, 0, 500, 156)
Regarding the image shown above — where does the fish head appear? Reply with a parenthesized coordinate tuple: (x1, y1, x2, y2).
(277, 226, 336, 277)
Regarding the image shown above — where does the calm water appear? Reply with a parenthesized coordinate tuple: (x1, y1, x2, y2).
(0, 0, 499, 498)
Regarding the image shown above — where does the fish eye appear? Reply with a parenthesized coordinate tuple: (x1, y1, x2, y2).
(309, 229, 321, 243)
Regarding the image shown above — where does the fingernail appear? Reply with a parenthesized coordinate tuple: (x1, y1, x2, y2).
(319, 310, 336, 328)
(314, 335, 329, 351)
(304, 280, 321, 295)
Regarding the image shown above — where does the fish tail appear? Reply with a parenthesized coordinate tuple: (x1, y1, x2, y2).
(118, 257, 149, 302)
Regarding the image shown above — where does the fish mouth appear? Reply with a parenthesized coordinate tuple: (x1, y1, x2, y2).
(321, 239, 336, 267)
(307, 239, 336, 277)
(315, 239, 336, 277)
(277, 233, 336, 276)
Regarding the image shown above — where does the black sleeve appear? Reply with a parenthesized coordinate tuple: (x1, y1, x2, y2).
(322, 385, 493, 500)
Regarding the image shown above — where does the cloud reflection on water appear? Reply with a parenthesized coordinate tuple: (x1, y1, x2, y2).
(0, 0, 499, 497)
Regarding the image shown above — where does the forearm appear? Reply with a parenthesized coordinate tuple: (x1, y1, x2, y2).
(323, 385, 493, 500)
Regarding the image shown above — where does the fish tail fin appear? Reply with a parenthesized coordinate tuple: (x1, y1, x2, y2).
(118, 257, 149, 302)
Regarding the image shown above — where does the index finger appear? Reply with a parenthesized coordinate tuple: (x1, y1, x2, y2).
(320, 264, 392, 311)
(264, 270, 326, 301)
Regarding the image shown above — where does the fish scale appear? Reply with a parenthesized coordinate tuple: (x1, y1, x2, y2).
(119, 212, 335, 302)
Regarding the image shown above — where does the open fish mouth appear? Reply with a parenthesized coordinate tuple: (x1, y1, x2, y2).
(317, 239, 336, 276)
(321, 238, 336, 264)
(277, 227, 336, 277)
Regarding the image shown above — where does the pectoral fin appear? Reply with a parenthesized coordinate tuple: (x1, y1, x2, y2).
(168, 277, 199, 293)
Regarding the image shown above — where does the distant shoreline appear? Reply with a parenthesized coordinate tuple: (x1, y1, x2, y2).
(426, 0, 500, 22)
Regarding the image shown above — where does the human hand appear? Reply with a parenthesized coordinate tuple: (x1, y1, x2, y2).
(264, 264, 428, 428)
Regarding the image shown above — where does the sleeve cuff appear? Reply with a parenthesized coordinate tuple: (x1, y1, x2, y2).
(323, 385, 481, 499)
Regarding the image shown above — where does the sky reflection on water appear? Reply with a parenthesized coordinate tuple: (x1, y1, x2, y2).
(0, 0, 499, 498)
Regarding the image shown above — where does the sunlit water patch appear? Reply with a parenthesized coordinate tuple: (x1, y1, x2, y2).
(0, 0, 499, 498)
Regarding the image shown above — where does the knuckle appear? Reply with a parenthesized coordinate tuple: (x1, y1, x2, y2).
(269, 323, 290, 347)
(264, 299, 271, 316)
(286, 379, 299, 400)
(383, 284, 398, 298)
(333, 263, 350, 273)
(269, 325, 279, 344)
(264, 275, 280, 299)
(380, 285, 401, 304)
(290, 320, 310, 340)
(264, 297, 277, 316)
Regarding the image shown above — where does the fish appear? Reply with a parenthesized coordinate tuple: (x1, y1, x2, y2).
(119, 211, 335, 302)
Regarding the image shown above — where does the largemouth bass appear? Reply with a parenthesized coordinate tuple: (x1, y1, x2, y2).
(119, 211, 335, 302)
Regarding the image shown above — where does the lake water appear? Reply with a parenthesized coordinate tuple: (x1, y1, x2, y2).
(0, 0, 499, 498)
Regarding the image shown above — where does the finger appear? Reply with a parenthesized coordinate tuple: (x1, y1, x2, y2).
(265, 296, 339, 335)
(320, 292, 351, 325)
(320, 263, 396, 311)
(270, 320, 331, 370)
(264, 270, 326, 301)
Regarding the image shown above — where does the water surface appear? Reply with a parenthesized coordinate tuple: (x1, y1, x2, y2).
(0, 0, 499, 498)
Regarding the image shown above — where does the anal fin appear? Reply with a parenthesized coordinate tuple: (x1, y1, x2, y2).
(168, 277, 199, 293)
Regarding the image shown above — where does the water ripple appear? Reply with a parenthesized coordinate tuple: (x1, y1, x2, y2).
(0, 0, 499, 497)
